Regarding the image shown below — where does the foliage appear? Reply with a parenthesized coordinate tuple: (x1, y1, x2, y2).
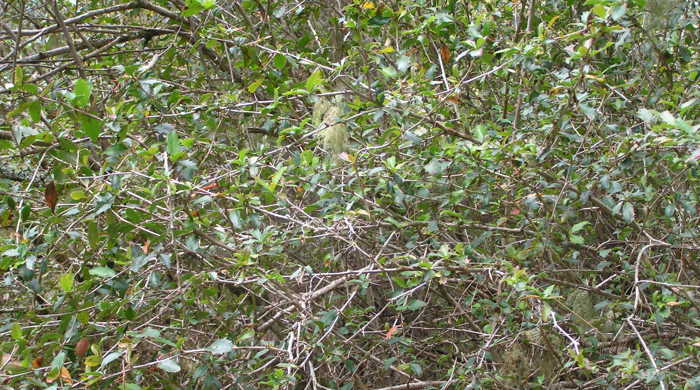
(1, 0, 700, 388)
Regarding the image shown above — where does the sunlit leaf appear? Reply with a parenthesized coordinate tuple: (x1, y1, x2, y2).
(72, 79, 92, 107)
(59, 273, 74, 293)
(158, 358, 181, 373)
(305, 70, 324, 91)
(167, 130, 181, 161)
(89, 266, 116, 278)
(208, 338, 234, 355)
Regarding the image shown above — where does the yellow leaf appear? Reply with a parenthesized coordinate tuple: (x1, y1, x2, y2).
(60, 366, 73, 383)
(548, 15, 560, 28)
(585, 74, 605, 83)
(377, 47, 394, 54)
(84, 355, 101, 367)
(361, 1, 375, 9)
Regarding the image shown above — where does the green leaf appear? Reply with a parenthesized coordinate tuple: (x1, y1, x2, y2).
(70, 190, 87, 201)
(208, 338, 234, 355)
(99, 351, 123, 369)
(17, 83, 38, 94)
(247, 78, 264, 93)
(50, 351, 66, 371)
(368, 16, 391, 26)
(381, 66, 398, 79)
(72, 79, 92, 107)
(569, 234, 584, 245)
(166, 131, 181, 161)
(579, 103, 597, 120)
(318, 309, 337, 326)
(383, 357, 397, 369)
(409, 363, 423, 376)
(637, 108, 657, 123)
(13, 125, 38, 145)
(611, 4, 626, 20)
(21, 205, 31, 220)
(396, 55, 411, 73)
(13, 66, 24, 85)
(28, 100, 41, 122)
(591, 4, 607, 18)
(571, 221, 590, 234)
(80, 114, 103, 142)
(543, 284, 556, 297)
(59, 272, 75, 292)
(89, 266, 116, 278)
(87, 221, 99, 248)
(274, 54, 287, 69)
(94, 193, 114, 216)
(198, 0, 216, 9)
(10, 322, 23, 341)
(177, 159, 198, 180)
(237, 329, 255, 343)
(85, 354, 101, 367)
(305, 70, 324, 91)
(622, 202, 635, 223)
(182, 2, 204, 16)
(472, 124, 487, 142)
(137, 328, 161, 338)
(158, 358, 181, 373)
(659, 111, 676, 125)
(424, 159, 447, 175)
(400, 299, 427, 311)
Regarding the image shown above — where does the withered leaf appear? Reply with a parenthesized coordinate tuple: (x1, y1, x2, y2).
(45, 181, 58, 212)
(439, 45, 451, 63)
(75, 338, 90, 357)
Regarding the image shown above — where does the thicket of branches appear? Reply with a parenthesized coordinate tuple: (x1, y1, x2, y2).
(2, 0, 700, 389)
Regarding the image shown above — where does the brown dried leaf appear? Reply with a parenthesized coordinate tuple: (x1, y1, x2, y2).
(45, 181, 58, 212)
(1, 353, 23, 371)
(60, 366, 72, 383)
(439, 45, 451, 63)
(445, 95, 461, 105)
(75, 338, 90, 357)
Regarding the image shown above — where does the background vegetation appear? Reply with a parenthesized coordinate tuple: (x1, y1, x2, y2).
(2, 0, 700, 388)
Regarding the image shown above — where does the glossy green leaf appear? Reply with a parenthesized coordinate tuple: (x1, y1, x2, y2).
(72, 79, 92, 107)
(208, 338, 234, 355)
(305, 70, 324, 91)
(166, 130, 181, 161)
(158, 358, 181, 373)
(89, 266, 116, 278)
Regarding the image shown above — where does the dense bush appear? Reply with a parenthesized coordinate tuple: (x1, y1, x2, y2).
(1, 0, 700, 388)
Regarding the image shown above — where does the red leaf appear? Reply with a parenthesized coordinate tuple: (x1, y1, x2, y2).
(385, 325, 400, 339)
(200, 182, 219, 191)
(75, 338, 90, 357)
(45, 181, 58, 212)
